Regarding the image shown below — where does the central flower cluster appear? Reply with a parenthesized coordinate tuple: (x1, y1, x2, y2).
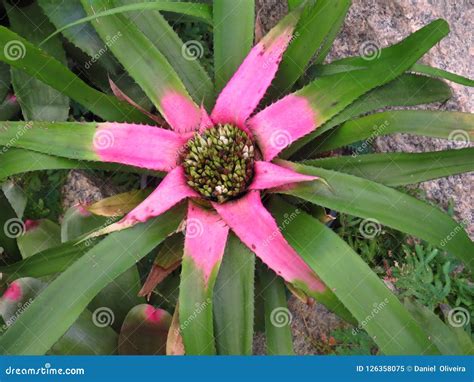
(182, 124, 255, 203)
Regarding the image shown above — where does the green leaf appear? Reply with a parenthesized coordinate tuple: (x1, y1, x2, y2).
(411, 63, 474, 87)
(311, 110, 474, 154)
(2, 181, 27, 219)
(0, 148, 148, 182)
(287, 0, 306, 11)
(7, 2, 69, 121)
(0, 96, 20, 120)
(81, 0, 199, 117)
(0, 277, 118, 355)
(89, 265, 144, 332)
(115, 0, 214, 108)
(304, 148, 474, 186)
(49, 308, 118, 355)
(404, 299, 473, 355)
(86, 189, 149, 217)
(178, 257, 218, 355)
(0, 121, 99, 161)
(0, 240, 95, 282)
(44, 0, 212, 45)
(213, 0, 254, 92)
(282, 19, 450, 157)
(289, 74, 452, 158)
(278, 161, 474, 274)
(0, 189, 21, 264)
(213, 234, 255, 355)
(17, 219, 61, 259)
(316, 59, 474, 88)
(118, 304, 171, 355)
(38, 0, 120, 74)
(269, 197, 439, 355)
(0, 63, 11, 103)
(61, 204, 114, 242)
(0, 205, 184, 354)
(0, 27, 149, 122)
(258, 264, 294, 355)
(271, 0, 351, 96)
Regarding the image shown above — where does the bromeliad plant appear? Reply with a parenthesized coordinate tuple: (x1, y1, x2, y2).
(0, 0, 473, 355)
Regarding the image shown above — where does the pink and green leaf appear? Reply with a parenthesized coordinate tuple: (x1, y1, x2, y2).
(179, 203, 229, 355)
(213, 191, 353, 321)
(81, 0, 201, 132)
(211, 6, 301, 128)
(249, 160, 316, 190)
(250, 19, 450, 160)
